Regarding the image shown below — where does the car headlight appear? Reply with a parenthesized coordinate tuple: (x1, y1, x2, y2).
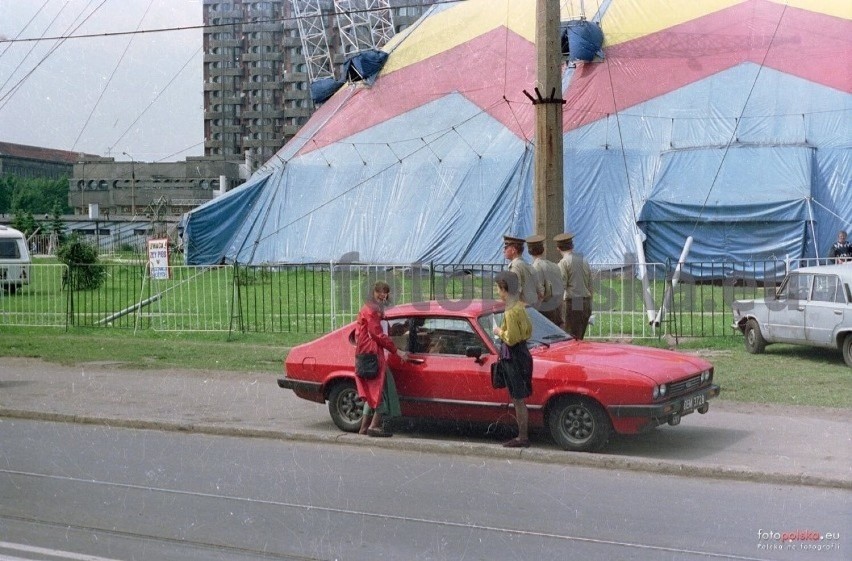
(652, 385, 660, 399)
(700, 370, 711, 383)
(659, 383, 667, 397)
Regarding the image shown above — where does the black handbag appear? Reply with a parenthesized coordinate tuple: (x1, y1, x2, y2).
(355, 353, 380, 379)
(490, 361, 507, 389)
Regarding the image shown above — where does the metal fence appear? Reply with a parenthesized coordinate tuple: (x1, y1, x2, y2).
(28, 233, 153, 257)
(0, 258, 834, 338)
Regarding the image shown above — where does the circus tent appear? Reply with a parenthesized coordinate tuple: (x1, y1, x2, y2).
(183, 0, 852, 275)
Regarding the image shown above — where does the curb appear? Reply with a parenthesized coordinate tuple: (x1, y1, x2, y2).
(3, 409, 849, 491)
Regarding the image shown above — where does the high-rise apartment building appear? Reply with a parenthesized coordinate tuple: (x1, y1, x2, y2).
(202, 0, 434, 165)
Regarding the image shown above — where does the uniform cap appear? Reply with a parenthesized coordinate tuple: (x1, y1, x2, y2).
(525, 234, 545, 244)
(503, 235, 525, 246)
(553, 232, 575, 243)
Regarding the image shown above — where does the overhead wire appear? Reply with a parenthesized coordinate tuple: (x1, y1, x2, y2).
(0, 0, 54, 60)
(104, 45, 202, 156)
(0, 0, 75, 99)
(72, 0, 156, 152)
(0, 0, 110, 111)
(0, 0, 464, 45)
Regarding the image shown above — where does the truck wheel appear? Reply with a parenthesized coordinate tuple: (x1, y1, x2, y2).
(743, 319, 766, 354)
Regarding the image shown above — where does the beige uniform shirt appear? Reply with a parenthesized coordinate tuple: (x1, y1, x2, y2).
(508, 257, 539, 305)
(532, 256, 564, 308)
(558, 251, 592, 300)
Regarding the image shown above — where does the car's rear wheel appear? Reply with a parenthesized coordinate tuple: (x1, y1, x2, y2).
(743, 319, 766, 354)
(842, 334, 852, 368)
(327, 381, 363, 432)
(548, 396, 611, 452)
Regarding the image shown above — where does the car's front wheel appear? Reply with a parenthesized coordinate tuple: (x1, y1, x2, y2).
(548, 396, 612, 452)
(743, 319, 767, 354)
(327, 380, 363, 432)
(842, 334, 852, 368)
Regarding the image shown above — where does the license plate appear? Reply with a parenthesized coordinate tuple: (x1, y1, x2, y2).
(682, 394, 705, 412)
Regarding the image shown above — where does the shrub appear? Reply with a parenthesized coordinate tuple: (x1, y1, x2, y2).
(57, 235, 107, 290)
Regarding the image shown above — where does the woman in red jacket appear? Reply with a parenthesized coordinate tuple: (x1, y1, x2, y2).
(355, 281, 407, 437)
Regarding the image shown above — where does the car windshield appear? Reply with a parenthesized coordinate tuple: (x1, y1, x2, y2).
(477, 306, 571, 349)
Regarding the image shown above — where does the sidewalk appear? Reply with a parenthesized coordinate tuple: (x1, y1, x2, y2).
(1, 357, 849, 489)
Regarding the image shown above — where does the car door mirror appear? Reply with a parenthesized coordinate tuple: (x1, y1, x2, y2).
(465, 346, 486, 364)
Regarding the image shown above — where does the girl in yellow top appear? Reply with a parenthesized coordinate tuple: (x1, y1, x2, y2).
(492, 271, 534, 448)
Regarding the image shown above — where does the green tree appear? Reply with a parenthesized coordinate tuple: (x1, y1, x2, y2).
(1, 174, 70, 215)
(49, 203, 67, 245)
(0, 174, 17, 214)
(57, 234, 106, 290)
(11, 208, 39, 236)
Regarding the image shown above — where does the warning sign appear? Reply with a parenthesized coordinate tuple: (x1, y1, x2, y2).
(147, 238, 170, 280)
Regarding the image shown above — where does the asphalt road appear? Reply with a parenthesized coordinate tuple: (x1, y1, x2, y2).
(0, 358, 849, 489)
(2, 418, 848, 561)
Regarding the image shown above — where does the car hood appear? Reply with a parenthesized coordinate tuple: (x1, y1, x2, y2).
(733, 296, 772, 306)
(533, 341, 712, 384)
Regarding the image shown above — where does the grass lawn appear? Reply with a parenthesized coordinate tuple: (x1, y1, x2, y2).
(0, 326, 848, 409)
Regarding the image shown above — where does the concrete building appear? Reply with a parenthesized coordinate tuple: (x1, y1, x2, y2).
(202, 0, 434, 163)
(69, 156, 243, 219)
(0, 141, 85, 180)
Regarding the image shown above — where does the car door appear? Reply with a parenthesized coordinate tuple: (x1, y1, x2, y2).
(766, 272, 811, 342)
(386, 316, 502, 423)
(805, 274, 847, 346)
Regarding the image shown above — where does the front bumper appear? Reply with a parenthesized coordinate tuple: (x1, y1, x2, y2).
(607, 384, 720, 420)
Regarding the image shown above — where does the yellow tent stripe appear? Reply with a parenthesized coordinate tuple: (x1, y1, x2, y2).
(383, 0, 536, 74)
(382, 0, 849, 75)
(601, 0, 745, 47)
(775, 0, 851, 20)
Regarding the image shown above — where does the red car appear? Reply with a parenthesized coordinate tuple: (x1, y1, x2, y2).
(278, 300, 719, 451)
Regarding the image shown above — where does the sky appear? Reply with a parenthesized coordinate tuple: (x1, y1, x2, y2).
(0, 0, 203, 162)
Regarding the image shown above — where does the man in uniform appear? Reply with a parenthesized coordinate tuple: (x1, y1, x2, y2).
(554, 232, 593, 340)
(828, 230, 851, 264)
(525, 234, 564, 326)
(502, 235, 539, 305)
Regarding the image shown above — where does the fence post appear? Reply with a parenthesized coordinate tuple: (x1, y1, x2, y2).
(134, 263, 150, 333)
(64, 264, 72, 331)
(429, 261, 435, 300)
(329, 260, 337, 330)
(228, 262, 243, 339)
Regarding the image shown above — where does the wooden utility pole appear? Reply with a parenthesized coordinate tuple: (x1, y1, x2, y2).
(530, 0, 564, 261)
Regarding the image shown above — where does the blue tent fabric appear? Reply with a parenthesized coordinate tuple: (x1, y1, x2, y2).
(637, 145, 814, 278)
(343, 50, 389, 84)
(564, 65, 851, 268)
(310, 78, 345, 104)
(565, 20, 604, 62)
(183, 174, 272, 265)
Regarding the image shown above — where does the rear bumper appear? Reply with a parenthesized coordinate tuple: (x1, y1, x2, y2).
(608, 384, 720, 419)
(277, 377, 324, 403)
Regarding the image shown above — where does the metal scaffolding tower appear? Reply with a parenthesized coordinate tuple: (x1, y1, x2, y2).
(334, 0, 396, 56)
(291, 0, 336, 83)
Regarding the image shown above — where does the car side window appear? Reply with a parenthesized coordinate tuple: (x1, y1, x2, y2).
(811, 275, 843, 303)
(780, 273, 813, 301)
(398, 317, 485, 355)
(386, 319, 410, 351)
